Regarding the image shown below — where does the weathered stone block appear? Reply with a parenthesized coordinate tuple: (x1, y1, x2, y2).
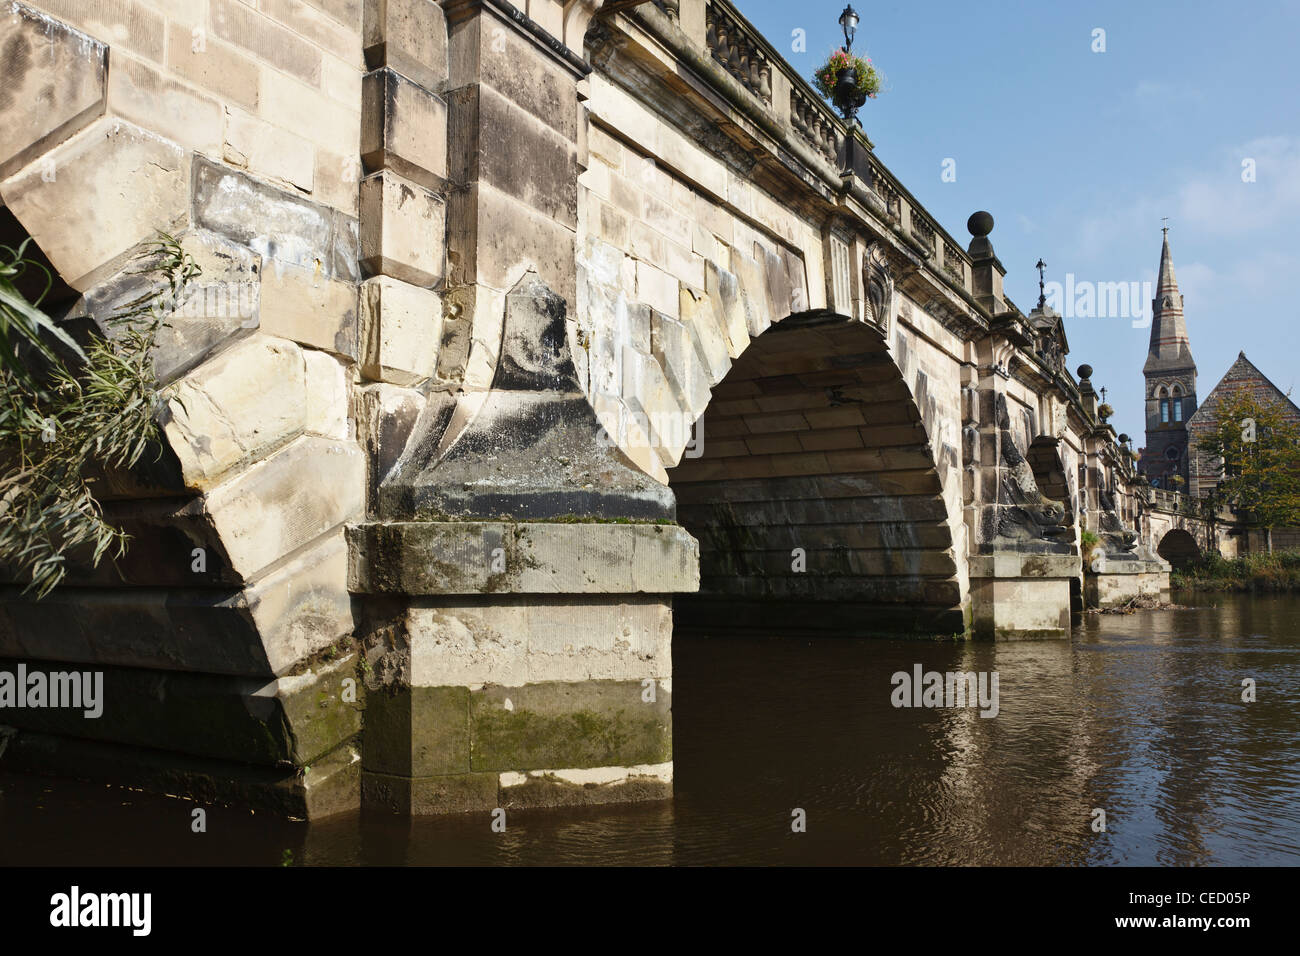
(635, 260, 678, 319)
(447, 6, 577, 141)
(468, 680, 672, 773)
(731, 248, 772, 336)
(446, 181, 576, 308)
(404, 598, 673, 685)
(162, 335, 308, 491)
(192, 156, 351, 277)
(211, 0, 322, 85)
(222, 105, 315, 193)
(356, 382, 438, 507)
(359, 275, 443, 384)
(304, 348, 351, 439)
(362, 0, 448, 92)
(447, 83, 578, 227)
(359, 169, 446, 287)
(679, 285, 732, 384)
(361, 769, 497, 814)
(622, 346, 690, 467)
(361, 66, 448, 189)
(206, 435, 365, 581)
(259, 260, 359, 359)
(348, 521, 699, 595)
(705, 259, 750, 358)
(65, 229, 261, 386)
(107, 53, 222, 154)
(165, 21, 260, 112)
(650, 310, 712, 421)
(1, 118, 187, 290)
(362, 685, 469, 776)
(0, 2, 107, 179)
(0, 651, 359, 767)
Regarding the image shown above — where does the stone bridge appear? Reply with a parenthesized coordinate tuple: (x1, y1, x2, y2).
(1144, 490, 1240, 568)
(0, 0, 1170, 817)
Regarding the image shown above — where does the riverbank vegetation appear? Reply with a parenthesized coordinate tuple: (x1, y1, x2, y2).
(0, 234, 197, 597)
(1172, 549, 1300, 592)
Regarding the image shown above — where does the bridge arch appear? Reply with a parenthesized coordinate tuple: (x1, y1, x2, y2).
(1156, 528, 1201, 569)
(665, 312, 966, 637)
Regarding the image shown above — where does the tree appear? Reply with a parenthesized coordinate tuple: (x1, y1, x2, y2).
(0, 234, 198, 596)
(1196, 391, 1300, 552)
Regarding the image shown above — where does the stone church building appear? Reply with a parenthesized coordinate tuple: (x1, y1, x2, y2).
(1137, 228, 1300, 550)
(1187, 352, 1300, 499)
(1138, 228, 1198, 489)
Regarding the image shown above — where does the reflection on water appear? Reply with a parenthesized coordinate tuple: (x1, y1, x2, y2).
(2, 593, 1297, 865)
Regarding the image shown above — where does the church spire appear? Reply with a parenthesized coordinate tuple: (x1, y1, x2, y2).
(1144, 224, 1195, 374)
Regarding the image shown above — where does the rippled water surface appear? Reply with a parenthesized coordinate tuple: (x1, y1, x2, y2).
(2, 593, 1298, 865)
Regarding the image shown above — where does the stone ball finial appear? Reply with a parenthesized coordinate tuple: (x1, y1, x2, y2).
(967, 211, 994, 237)
(1077, 363, 1093, 380)
(1119, 433, 1131, 444)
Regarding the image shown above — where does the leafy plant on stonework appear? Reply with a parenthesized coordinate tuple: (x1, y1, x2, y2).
(1080, 528, 1101, 567)
(1097, 402, 1114, 422)
(1196, 391, 1300, 553)
(0, 233, 200, 597)
(813, 48, 882, 102)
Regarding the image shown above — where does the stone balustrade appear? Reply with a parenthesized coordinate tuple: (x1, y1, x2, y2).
(789, 84, 839, 166)
(704, 1, 772, 103)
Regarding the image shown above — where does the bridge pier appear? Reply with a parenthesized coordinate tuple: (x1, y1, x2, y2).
(968, 553, 1078, 639)
(1084, 559, 1170, 608)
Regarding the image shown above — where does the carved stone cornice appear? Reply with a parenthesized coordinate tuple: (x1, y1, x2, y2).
(441, 0, 598, 77)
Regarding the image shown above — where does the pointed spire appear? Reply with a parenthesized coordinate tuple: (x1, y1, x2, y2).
(1144, 223, 1195, 374)
(1156, 224, 1179, 305)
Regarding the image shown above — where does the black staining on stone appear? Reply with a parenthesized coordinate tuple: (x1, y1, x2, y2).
(991, 392, 1071, 547)
(1027, 436, 1074, 525)
(379, 273, 675, 521)
(0, 32, 32, 114)
(192, 155, 354, 283)
(492, 274, 580, 392)
(1096, 487, 1139, 554)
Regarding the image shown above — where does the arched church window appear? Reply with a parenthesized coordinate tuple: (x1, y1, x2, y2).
(1159, 387, 1169, 423)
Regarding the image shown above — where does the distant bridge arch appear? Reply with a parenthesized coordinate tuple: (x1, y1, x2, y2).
(1156, 528, 1202, 570)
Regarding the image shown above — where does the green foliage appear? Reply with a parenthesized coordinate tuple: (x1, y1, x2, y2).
(813, 48, 882, 101)
(1196, 391, 1300, 550)
(1172, 548, 1300, 592)
(0, 234, 200, 597)
(1079, 529, 1101, 567)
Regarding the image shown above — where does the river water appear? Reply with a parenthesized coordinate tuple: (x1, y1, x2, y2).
(2, 592, 1297, 866)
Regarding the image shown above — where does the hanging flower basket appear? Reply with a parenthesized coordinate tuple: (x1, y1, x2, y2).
(1097, 402, 1114, 422)
(813, 48, 881, 104)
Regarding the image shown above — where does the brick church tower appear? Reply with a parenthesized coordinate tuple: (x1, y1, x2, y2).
(1140, 227, 1198, 488)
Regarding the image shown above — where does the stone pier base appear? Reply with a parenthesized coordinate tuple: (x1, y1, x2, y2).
(1084, 557, 1172, 608)
(968, 552, 1079, 639)
(348, 520, 696, 814)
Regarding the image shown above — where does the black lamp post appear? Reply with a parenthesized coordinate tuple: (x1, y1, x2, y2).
(839, 4, 859, 52)
(834, 5, 866, 174)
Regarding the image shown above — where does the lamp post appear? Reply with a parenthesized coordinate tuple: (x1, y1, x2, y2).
(833, 5, 866, 175)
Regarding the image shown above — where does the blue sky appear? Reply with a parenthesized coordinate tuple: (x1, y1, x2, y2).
(735, 0, 1300, 446)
